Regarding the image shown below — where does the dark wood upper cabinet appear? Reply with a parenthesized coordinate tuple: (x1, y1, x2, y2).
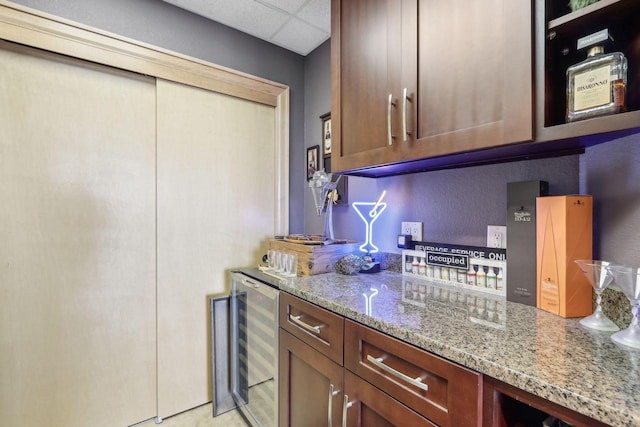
(331, 0, 533, 176)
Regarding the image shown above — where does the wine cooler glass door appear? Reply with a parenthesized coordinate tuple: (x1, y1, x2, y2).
(230, 272, 279, 427)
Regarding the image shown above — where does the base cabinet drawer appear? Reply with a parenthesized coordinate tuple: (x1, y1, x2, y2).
(279, 292, 344, 365)
(344, 370, 436, 427)
(345, 319, 481, 426)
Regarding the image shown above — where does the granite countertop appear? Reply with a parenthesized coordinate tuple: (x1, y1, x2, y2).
(278, 270, 640, 427)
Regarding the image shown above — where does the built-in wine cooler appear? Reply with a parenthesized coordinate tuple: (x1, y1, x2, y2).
(230, 270, 280, 427)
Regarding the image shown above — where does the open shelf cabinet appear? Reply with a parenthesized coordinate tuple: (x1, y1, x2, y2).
(535, 0, 640, 142)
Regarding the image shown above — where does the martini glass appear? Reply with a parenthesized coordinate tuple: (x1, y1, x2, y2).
(607, 265, 640, 349)
(574, 260, 620, 331)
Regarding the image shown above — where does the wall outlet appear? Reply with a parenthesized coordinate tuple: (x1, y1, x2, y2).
(487, 225, 507, 249)
(401, 221, 423, 241)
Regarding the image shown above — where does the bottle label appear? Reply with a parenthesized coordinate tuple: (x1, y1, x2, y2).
(541, 278, 560, 315)
(573, 65, 611, 111)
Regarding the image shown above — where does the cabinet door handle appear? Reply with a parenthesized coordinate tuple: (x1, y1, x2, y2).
(366, 354, 429, 391)
(387, 93, 396, 145)
(289, 314, 321, 334)
(342, 394, 353, 427)
(402, 87, 412, 142)
(328, 383, 340, 427)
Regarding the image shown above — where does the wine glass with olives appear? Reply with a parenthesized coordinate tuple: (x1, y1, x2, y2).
(574, 260, 619, 332)
(606, 265, 640, 349)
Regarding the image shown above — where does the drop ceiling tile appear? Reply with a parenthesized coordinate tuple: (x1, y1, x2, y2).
(162, 0, 330, 55)
(297, 0, 330, 32)
(259, 0, 309, 14)
(200, 0, 291, 40)
(271, 17, 328, 55)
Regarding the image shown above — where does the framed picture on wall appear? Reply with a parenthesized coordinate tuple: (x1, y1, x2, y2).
(321, 112, 331, 155)
(307, 145, 319, 181)
(319, 111, 347, 205)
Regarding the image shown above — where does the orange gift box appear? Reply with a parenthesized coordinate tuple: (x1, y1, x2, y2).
(536, 195, 593, 318)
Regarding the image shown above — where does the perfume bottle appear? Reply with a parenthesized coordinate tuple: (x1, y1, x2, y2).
(566, 45, 627, 123)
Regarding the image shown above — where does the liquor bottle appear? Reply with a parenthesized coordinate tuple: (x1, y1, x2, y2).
(419, 257, 426, 275)
(405, 256, 413, 273)
(486, 267, 497, 289)
(566, 44, 627, 123)
(457, 268, 466, 284)
(411, 256, 419, 274)
(441, 266, 450, 281)
(467, 264, 476, 286)
(476, 265, 487, 288)
(496, 268, 504, 291)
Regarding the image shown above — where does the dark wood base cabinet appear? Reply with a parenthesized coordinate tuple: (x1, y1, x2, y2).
(482, 376, 609, 427)
(279, 293, 611, 427)
(279, 329, 344, 427)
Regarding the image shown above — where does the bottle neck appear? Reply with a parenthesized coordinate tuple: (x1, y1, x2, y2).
(587, 45, 604, 57)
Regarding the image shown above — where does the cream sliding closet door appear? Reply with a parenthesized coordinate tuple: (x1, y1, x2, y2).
(157, 79, 276, 418)
(0, 43, 157, 426)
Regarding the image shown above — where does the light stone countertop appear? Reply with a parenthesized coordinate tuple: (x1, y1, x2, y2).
(278, 270, 640, 427)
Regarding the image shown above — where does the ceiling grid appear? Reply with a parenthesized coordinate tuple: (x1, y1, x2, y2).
(162, 0, 331, 55)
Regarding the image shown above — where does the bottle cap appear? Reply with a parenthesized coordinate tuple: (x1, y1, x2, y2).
(587, 45, 604, 57)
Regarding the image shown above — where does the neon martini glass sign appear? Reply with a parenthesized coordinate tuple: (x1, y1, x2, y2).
(352, 191, 387, 254)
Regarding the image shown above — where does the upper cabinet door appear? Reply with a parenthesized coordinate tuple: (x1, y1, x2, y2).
(332, 0, 412, 172)
(411, 0, 532, 156)
(332, 0, 533, 174)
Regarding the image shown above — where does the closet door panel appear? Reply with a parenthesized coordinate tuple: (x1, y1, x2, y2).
(0, 43, 157, 427)
(157, 79, 276, 418)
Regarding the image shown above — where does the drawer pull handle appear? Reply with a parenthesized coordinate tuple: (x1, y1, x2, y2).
(328, 383, 340, 427)
(402, 87, 412, 142)
(366, 354, 429, 391)
(289, 314, 321, 334)
(342, 394, 353, 427)
(387, 93, 396, 145)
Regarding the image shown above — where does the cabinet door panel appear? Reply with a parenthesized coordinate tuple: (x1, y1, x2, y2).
(344, 371, 436, 427)
(0, 42, 156, 427)
(418, 0, 503, 138)
(410, 0, 532, 158)
(333, 0, 408, 171)
(279, 329, 344, 427)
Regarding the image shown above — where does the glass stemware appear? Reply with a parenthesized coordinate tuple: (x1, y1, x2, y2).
(574, 260, 620, 331)
(607, 265, 640, 349)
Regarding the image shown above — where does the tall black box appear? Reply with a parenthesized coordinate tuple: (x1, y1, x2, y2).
(506, 180, 549, 306)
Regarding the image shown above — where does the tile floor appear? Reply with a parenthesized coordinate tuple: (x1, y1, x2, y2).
(134, 404, 247, 427)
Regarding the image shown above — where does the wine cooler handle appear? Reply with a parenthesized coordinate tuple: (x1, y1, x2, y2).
(402, 87, 412, 142)
(289, 314, 320, 334)
(342, 394, 353, 427)
(328, 383, 340, 427)
(366, 354, 429, 391)
(387, 93, 396, 145)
